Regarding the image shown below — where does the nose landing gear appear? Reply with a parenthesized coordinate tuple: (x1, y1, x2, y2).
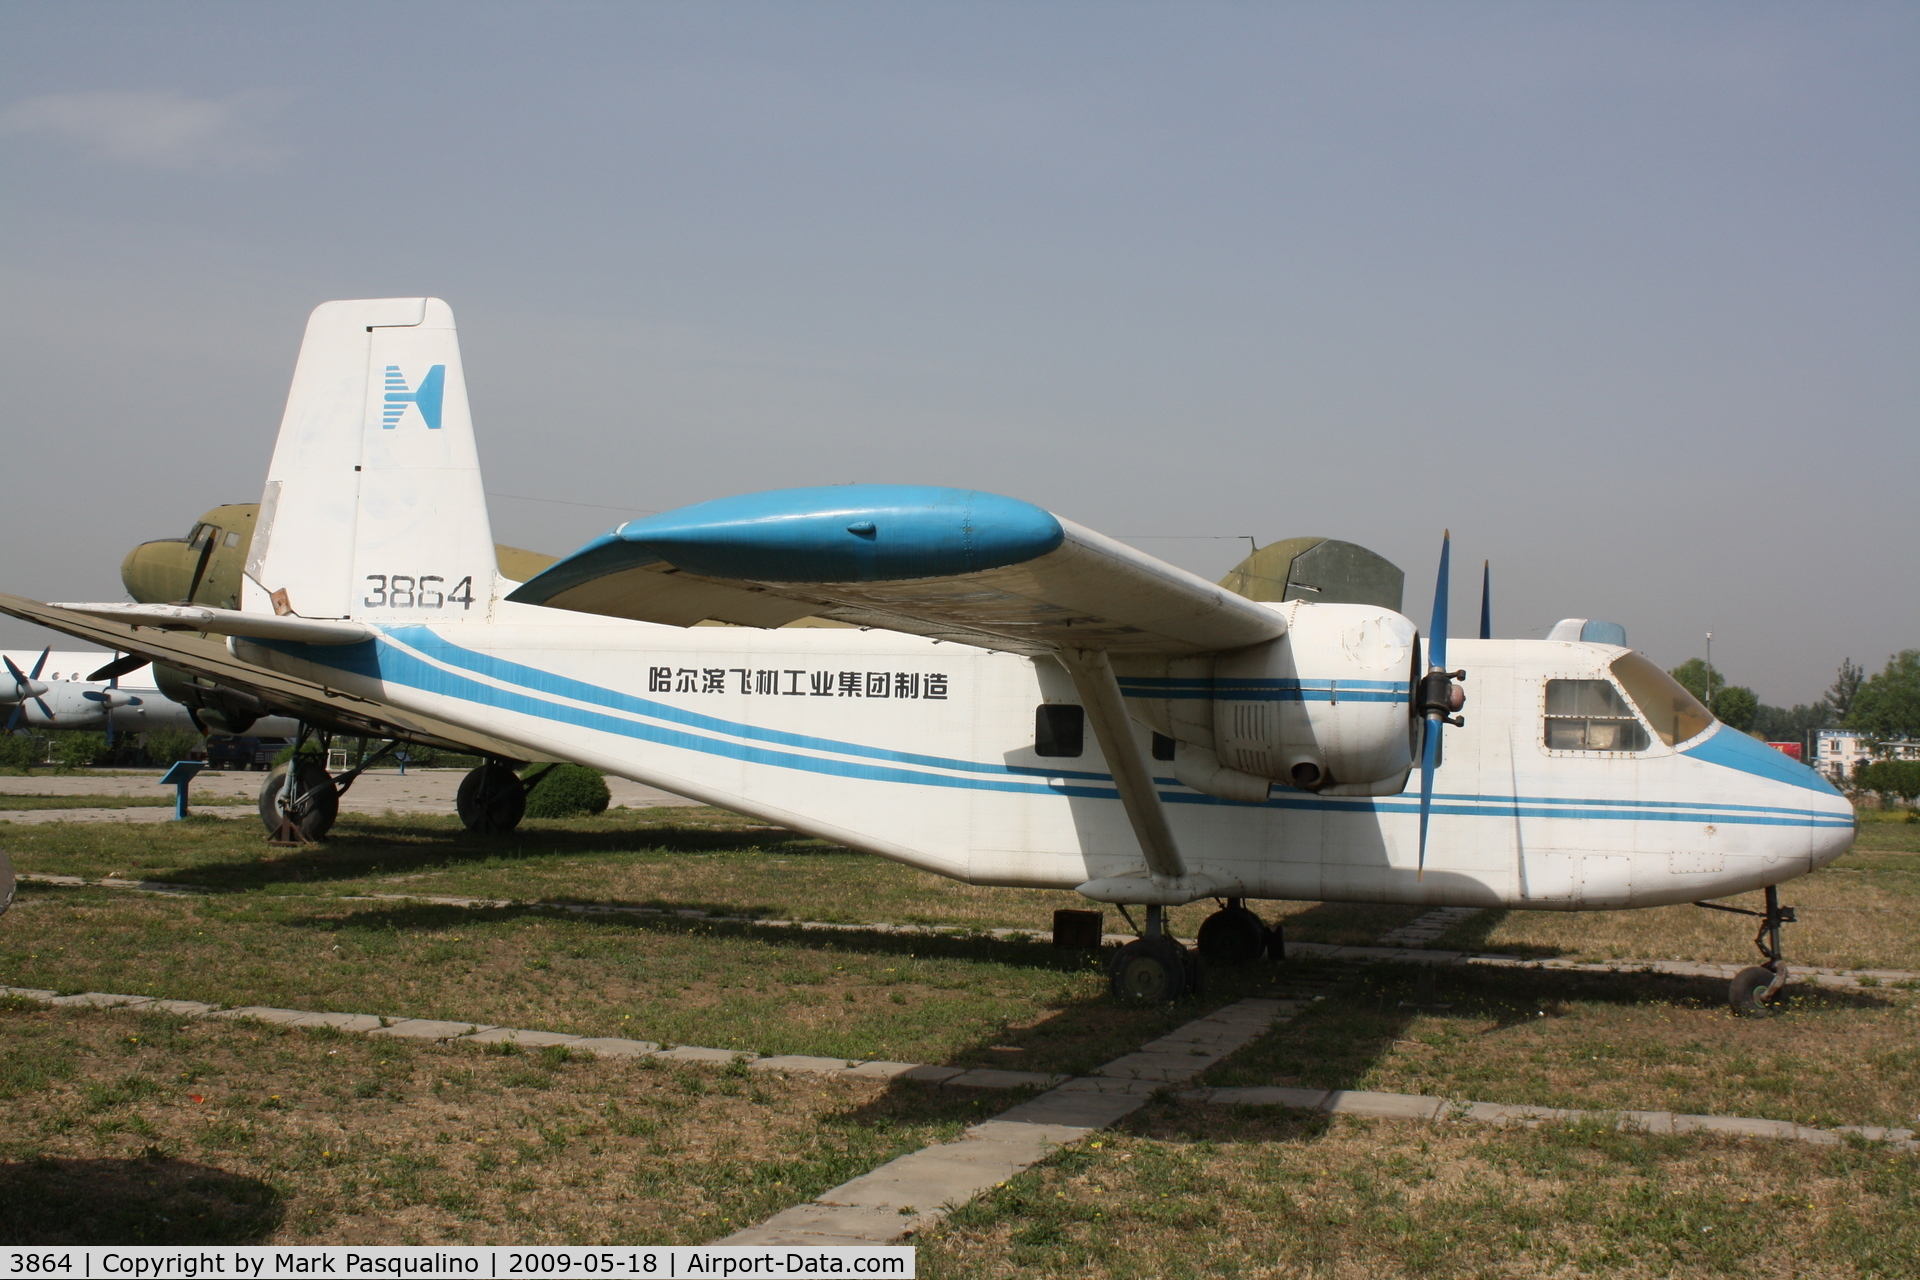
(1196, 899, 1276, 966)
(1697, 885, 1796, 1017)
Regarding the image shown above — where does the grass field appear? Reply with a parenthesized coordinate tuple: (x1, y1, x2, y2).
(0, 1001, 1009, 1245)
(917, 1101, 1920, 1278)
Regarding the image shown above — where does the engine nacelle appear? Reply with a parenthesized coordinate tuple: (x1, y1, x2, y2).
(1126, 601, 1418, 797)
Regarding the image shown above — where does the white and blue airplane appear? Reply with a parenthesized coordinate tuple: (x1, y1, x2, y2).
(1, 298, 1853, 1011)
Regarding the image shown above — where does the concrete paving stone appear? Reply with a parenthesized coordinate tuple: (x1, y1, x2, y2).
(713, 1228, 883, 1247)
(206, 1006, 311, 1025)
(1, 988, 57, 1001)
(750, 1054, 858, 1076)
(1199, 1086, 1332, 1111)
(1672, 1114, 1799, 1140)
(1462, 1102, 1580, 1125)
(653, 1045, 757, 1065)
(365, 1019, 491, 1040)
(942, 1068, 1057, 1090)
(894, 1065, 965, 1085)
(1834, 1126, 1916, 1143)
(146, 999, 218, 1016)
(1054, 1077, 1163, 1097)
(1321, 1090, 1446, 1121)
(567, 1037, 662, 1057)
(288, 1012, 386, 1032)
(823, 1147, 1035, 1210)
(1093, 1052, 1217, 1081)
(49, 992, 152, 1009)
(741, 1202, 912, 1243)
(985, 1091, 1146, 1133)
(837, 1060, 926, 1081)
(1618, 1111, 1676, 1134)
(463, 1028, 585, 1048)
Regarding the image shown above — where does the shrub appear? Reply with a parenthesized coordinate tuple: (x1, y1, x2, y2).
(522, 763, 611, 818)
(0, 734, 42, 772)
(270, 741, 326, 767)
(51, 731, 110, 770)
(143, 729, 204, 766)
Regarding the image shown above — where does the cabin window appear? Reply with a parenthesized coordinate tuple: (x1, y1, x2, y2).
(1035, 704, 1085, 757)
(1544, 679, 1649, 752)
(224, 530, 242, 547)
(1151, 732, 1176, 761)
(1609, 650, 1713, 746)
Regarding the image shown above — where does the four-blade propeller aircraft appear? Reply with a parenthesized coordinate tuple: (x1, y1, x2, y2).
(0, 298, 1854, 1011)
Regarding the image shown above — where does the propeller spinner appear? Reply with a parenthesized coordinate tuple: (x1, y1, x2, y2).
(1415, 535, 1468, 877)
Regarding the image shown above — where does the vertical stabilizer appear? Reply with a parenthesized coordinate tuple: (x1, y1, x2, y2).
(244, 298, 499, 623)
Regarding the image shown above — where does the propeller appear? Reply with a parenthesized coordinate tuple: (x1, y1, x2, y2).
(4, 648, 54, 732)
(1479, 560, 1491, 640)
(82, 660, 142, 748)
(1416, 534, 1468, 877)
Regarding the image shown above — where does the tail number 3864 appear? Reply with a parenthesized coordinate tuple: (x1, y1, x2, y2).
(364, 575, 475, 610)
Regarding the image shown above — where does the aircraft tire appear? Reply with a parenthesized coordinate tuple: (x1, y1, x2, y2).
(258, 759, 339, 841)
(458, 763, 527, 835)
(1729, 965, 1781, 1017)
(1196, 906, 1268, 966)
(1267, 920, 1288, 962)
(1108, 937, 1191, 1004)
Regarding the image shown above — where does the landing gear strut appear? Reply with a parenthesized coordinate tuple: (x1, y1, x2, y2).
(1697, 885, 1795, 1017)
(1108, 905, 1205, 1003)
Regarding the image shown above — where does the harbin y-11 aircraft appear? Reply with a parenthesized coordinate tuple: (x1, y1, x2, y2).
(1, 298, 1855, 1014)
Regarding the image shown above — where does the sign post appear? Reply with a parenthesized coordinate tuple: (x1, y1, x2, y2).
(158, 760, 206, 820)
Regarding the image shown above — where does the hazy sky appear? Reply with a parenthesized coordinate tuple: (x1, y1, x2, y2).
(1, 2, 1913, 704)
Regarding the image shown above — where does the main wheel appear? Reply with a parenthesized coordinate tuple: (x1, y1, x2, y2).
(458, 762, 527, 835)
(1197, 905, 1268, 965)
(1108, 937, 1192, 1004)
(1729, 965, 1782, 1017)
(258, 758, 339, 841)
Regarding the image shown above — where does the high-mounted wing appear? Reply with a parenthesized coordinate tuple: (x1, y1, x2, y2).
(48, 602, 373, 645)
(507, 485, 1285, 657)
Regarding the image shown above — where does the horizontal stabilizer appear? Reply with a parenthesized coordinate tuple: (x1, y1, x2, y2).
(508, 485, 1286, 655)
(48, 603, 373, 645)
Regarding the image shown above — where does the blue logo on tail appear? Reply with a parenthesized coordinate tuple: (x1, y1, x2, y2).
(382, 365, 445, 429)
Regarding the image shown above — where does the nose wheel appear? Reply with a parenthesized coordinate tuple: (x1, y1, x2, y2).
(1697, 885, 1795, 1017)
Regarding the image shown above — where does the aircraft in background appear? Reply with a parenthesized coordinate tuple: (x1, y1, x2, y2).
(2, 298, 1853, 1015)
(0, 647, 296, 739)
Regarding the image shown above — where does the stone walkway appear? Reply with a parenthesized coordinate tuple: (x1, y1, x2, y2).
(1374, 904, 1482, 947)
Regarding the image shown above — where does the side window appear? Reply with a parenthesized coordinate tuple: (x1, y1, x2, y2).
(1035, 704, 1085, 758)
(1545, 679, 1650, 752)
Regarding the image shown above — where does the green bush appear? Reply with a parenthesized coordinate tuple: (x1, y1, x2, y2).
(270, 741, 326, 767)
(1855, 759, 1920, 808)
(522, 763, 611, 818)
(143, 729, 205, 766)
(51, 731, 109, 770)
(0, 734, 42, 772)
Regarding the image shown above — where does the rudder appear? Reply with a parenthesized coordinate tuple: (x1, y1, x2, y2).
(243, 298, 499, 623)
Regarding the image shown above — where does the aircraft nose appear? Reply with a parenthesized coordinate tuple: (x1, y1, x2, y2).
(1810, 802, 1856, 869)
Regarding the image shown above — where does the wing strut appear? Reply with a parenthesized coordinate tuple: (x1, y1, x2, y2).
(1058, 648, 1187, 881)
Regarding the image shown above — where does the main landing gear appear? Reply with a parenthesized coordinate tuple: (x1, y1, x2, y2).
(457, 761, 526, 834)
(1697, 885, 1796, 1017)
(1196, 898, 1285, 966)
(1109, 899, 1286, 1003)
(257, 734, 404, 844)
(1109, 905, 1204, 1003)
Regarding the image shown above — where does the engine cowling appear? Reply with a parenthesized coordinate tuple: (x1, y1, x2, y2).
(1125, 601, 1419, 798)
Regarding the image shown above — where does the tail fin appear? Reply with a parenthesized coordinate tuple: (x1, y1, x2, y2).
(243, 298, 499, 623)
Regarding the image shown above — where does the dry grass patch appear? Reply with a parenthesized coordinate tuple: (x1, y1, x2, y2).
(918, 1100, 1920, 1279)
(1205, 963, 1920, 1129)
(0, 1001, 1008, 1245)
(0, 794, 250, 811)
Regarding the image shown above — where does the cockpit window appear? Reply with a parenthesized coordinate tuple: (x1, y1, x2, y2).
(1545, 679, 1650, 752)
(1609, 650, 1713, 747)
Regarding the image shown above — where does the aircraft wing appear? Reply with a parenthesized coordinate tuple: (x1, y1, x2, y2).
(507, 485, 1284, 656)
(0, 594, 545, 760)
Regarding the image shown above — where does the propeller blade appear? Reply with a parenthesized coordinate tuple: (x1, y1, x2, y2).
(29, 648, 50, 680)
(2, 656, 26, 687)
(31, 697, 52, 721)
(1479, 560, 1491, 640)
(87, 654, 149, 683)
(81, 690, 105, 702)
(5, 705, 21, 733)
(1418, 532, 1454, 878)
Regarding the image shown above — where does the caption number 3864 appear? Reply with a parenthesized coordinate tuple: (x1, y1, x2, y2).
(364, 574, 475, 610)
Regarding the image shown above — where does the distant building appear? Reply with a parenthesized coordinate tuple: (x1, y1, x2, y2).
(1814, 730, 1920, 781)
